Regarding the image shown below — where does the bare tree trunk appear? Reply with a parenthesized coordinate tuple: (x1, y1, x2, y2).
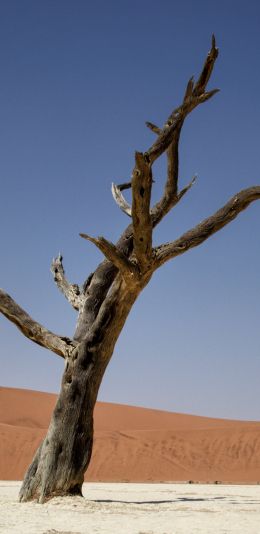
(19, 277, 144, 502)
(19, 346, 96, 503)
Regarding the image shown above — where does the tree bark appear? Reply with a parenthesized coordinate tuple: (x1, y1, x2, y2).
(19, 343, 96, 503)
(19, 275, 148, 502)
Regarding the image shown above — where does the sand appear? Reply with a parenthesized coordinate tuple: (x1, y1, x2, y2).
(1, 387, 260, 484)
(1, 481, 260, 533)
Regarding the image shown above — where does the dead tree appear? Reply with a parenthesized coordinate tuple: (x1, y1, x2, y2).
(0, 38, 259, 503)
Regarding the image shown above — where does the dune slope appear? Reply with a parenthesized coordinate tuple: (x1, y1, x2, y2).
(1, 387, 260, 482)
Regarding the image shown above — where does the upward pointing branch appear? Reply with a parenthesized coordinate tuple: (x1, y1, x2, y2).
(142, 36, 219, 229)
(146, 36, 218, 165)
(51, 254, 84, 311)
(150, 126, 182, 224)
(193, 34, 219, 95)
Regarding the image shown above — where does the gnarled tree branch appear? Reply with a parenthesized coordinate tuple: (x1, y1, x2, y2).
(146, 121, 197, 223)
(77, 38, 219, 335)
(80, 233, 139, 279)
(0, 289, 76, 358)
(146, 36, 218, 225)
(151, 126, 182, 224)
(51, 254, 84, 311)
(74, 222, 135, 341)
(153, 187, 260, 268)
(146, 86, 219, 165)
(113, 35, 218, 232)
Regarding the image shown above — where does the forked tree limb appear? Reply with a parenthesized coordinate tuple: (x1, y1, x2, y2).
(76, 37, 225, 339)
(113, 38, 218, 226)
(131, 151, 153, 270)
(146, 87, 219, 164)
(146, 121, 197, 222)
(145, 36, 218, 165)
(112, 129, 196, 224)
(146, 38, 218, 226)
(153, 187, 260, 268)
(74, 222, 135, 340)
(51, 254, 84, 311)
(112, 36, 218, 232)
(80, 233, 140, 279)
(0, 289, 76, 358)
(79, 38, 219, 324)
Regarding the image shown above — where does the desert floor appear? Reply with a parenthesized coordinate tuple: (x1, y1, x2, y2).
(0, 482, 260, 534)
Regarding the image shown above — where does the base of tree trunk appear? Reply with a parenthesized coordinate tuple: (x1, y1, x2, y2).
(19, 432, 93, 503)
(19, 341, 98, 503)
(19, 425, 93, 503)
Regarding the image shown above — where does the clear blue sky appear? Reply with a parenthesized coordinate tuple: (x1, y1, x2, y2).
(0, 0, 259, 420)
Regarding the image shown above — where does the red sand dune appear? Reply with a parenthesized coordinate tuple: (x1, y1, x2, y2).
(1, 386, 260, 483)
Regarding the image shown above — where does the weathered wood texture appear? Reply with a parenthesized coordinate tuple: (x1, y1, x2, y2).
(0, 289, 76, 358)
(19, 276, 147, 503)
(1, 37, 259, 502)
(131, 152, 153, 271)
(111, 182, 132, 217)
(51, 254, 84, 311)
(154, 187, 260, 267)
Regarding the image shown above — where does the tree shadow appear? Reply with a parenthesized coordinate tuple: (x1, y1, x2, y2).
(92, 496, 226, 505)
